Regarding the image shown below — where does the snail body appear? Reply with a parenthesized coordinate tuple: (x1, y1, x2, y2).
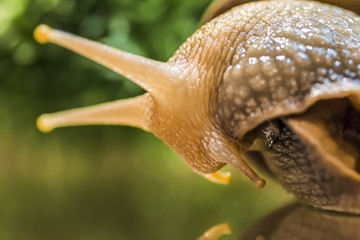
(35, 0, 360, 213)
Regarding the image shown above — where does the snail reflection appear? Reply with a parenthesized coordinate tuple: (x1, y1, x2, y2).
(198, 203, 360, 240)
(198, 223, 231, 240)
(240, 203, 360, 240)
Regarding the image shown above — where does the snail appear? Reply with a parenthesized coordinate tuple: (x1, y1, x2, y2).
(34, 0, 360, 214)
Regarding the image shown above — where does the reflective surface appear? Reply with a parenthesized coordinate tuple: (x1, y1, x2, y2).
(240, 203, 360, 240)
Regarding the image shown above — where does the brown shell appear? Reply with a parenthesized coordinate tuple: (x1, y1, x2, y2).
(200, 0, 261, 25)
(214, 0, 360, 139)
(198, 0, 360, 213)
(201, 0, 360, 24)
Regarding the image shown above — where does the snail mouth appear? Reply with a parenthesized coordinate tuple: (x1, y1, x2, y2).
(284, 98, 360, 175)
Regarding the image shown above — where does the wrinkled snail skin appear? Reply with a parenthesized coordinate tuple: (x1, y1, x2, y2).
(35, 0, 360, 213)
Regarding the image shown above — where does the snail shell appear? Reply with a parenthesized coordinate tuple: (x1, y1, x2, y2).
(200, 0, 360, 24)
(34, 0, 360, 213)
(213, 0, 360, 213)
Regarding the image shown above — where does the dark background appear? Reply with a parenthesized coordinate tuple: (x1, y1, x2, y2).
(0, 0, 292, 239)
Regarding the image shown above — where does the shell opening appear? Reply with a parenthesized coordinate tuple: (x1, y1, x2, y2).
(285, 98, 360, 177)
(254, 98, 360, 213)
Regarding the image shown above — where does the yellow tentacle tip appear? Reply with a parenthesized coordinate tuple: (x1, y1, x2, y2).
(198, 223, 231, 240)
(34, 24, 52, 44)
(36, 114, 54, 133)
(203, 171, 232, 185)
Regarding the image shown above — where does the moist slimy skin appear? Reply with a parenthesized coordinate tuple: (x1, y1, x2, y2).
(34, 1, 360, 213)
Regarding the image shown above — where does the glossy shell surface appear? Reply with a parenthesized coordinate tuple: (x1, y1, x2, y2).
(212, 1, 360, 139)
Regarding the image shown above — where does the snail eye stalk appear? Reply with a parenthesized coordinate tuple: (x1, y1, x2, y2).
(33, 24, 181, 97)
(36, 95, 151, 133)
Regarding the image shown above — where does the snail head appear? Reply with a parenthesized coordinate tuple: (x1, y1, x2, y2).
(34, 24, 265, 188)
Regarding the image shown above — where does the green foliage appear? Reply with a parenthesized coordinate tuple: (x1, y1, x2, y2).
(0, 0, 292, 239)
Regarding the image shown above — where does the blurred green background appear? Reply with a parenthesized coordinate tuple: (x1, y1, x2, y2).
(0, 0, 293, 239)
